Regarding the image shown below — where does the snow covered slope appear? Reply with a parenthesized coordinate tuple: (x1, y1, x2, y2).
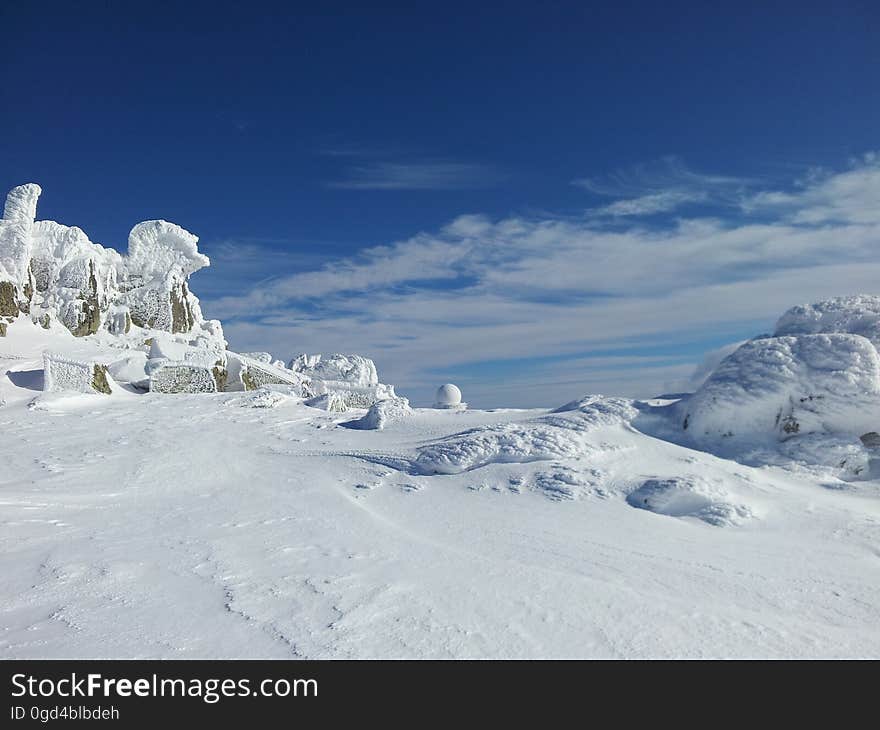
(2, 320, 880, 658)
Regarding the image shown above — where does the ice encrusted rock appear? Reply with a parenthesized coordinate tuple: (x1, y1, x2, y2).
(775, 295, 880, 347)
(0, 184, 41, 320)
(677, 297, 880, 472)
(345, 396, 413, 430)
(0, 183, 223, 345)
(288, 353, 395, 408)
(146, 335, 227, 392)
(289, 353, 378, 387)
(127, 221, 209, 282)
(149, 361, 218, 394)
(225, 352, 312, 395)
(3, 183, 41, 224)
(43, 352, 114, 395)
(681, 333, 880, 450)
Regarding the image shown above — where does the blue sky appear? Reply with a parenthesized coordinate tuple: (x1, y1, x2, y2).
(2, 1, 879, 406)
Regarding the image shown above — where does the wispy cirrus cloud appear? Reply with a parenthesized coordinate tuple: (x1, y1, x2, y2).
(575, 155, 754, 217)
(325, 161, 505, 191)
(318, 141, 505, 191)
(205, 153, 880, 407)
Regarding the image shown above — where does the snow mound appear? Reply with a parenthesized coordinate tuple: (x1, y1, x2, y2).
(681, 333, 880, 451)
(226, 389, 290, 409)
(551, 394, 640, 421)
(626, 477, 756, 526)
(107, 352, 150, 390)
(527, 465, 608, 501)
(345, 395, 413, 430)
(417, 396, 636, 474)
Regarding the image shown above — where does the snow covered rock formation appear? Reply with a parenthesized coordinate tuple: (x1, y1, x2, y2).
(0, 183, 223, 345)
(290, 352, 396, 408)
(1, 184, 401, 403)
(678, 296, 880, 468)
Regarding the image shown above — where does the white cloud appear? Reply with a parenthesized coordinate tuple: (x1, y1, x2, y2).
(742, 153, 880, 224)
(592, 190, 707, 216)
(204, 154, 880, 407)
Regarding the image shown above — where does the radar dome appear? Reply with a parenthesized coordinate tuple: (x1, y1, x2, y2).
(435, 383, 462, 406)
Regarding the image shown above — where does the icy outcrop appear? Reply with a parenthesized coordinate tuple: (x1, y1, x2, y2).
(345, 395, 413, 430)
(123, 221, 211, 334)
(3, 183, 41, 224)
(146, 336, 227, 392)
(681, 334, 880, 450)
(0, 183, 223, 346)
(310, 382, 396, 409)
(127, 221, 209, 281)
(289, 353, 395, 408)
(289, 353, 378, 387)
(675, 297, 880, 474)
(43, 352, 114, 395)
(149, 362, 218, 394)
(225, 352, 312, 395)
(0, 184, 42, 322)
(775, 295, 880, 347)
(28, 220, 123, 336)
(0, 184, 410, 404)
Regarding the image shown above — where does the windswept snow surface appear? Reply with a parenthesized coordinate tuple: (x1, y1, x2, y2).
(2, 329, 880, 658)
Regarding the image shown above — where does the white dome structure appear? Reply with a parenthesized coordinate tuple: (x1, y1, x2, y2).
(434, 383, 466, 410)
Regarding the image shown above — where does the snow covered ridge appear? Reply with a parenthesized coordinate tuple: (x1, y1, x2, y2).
(416, 396, 638, 474)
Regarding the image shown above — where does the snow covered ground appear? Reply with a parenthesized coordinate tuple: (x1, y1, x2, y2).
(2, 325, 879, 658)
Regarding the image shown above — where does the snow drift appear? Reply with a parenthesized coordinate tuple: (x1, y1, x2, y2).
(344, 395, 413, 430)
(416, 396, 637, 474)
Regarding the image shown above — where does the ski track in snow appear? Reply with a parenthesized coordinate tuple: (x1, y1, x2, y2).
(2, 345, 880, 658)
